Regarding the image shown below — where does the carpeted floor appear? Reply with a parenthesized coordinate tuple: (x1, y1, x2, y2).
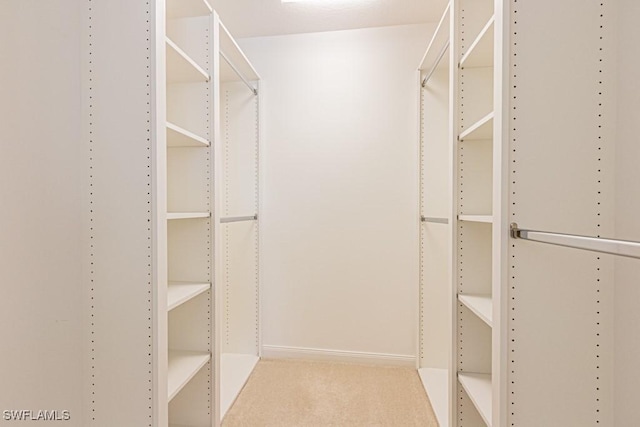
(222, 359, 439, 427)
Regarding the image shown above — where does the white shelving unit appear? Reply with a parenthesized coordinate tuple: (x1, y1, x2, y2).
(418, 1, 618, 426)
(417, 4, 452, 427)
(212, 14, 262, 427)
(165, 1, 214, 424)
(453, 0, 498, 424)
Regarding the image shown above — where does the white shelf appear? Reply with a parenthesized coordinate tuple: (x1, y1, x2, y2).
(418, 368, 449, 427)
(167, 122, 209, 147)
(460, 16, 495, 68)
(458, 215, 493, 224)
(166, 0, 212, 19)
(168, 282, 210, 311)
(167, 212, 210, 220)
(459, 111, 494, 141)
(168, 350, 210, 401)
(418, 2, 450, 71)
(166, 37, 210, 84)
(219, 21, 260, 82)
(220, 353, 259, 419)
(458, 372, 492, 426)
(458, 294, 493, 326)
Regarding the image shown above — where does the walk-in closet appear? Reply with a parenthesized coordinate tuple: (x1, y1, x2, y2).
(1, 0, 639, 426)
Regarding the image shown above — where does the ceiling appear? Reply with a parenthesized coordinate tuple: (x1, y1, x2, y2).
(209, 0, 449, 39)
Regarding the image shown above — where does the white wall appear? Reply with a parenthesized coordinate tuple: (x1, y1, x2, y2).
(0, 0, 83, 424)
(240, 24, 433, 363)
(615, 0, 640, 423)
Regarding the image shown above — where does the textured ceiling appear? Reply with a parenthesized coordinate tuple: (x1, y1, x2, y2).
(209, 0, 449, 38)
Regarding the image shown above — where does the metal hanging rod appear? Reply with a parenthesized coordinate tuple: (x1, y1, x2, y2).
(421, 40, 450, 88)
(220, 51, 258, 95)
(510, 223, 640, 260)
(421, 216, 449, 224)
(220, 214, 258, 224)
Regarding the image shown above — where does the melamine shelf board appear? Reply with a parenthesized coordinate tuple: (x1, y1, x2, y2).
(168, 282, 210, 311)
(418, 2, 450, 71)
(458, 372, 492, 426)
(418, 368, 449, 427)
(459, 112, 494, 141)
(167, 122, 209, 147)
(167, 212, 210, 220)
(460, 16, 495, 68)
(221, 353, 259, 419)
(458, 215, 493, 224)
(458, 294, 493, 326)
(168, 350, 210, 401)
(166, 0, 212, 19)
(166, 37, 210, 84)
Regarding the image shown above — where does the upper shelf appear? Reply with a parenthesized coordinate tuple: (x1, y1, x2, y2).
(166, 37, 210, 84)
(167, 122, 209, 147)
(219, 20, 260, 83)
(459, 111, 494, 141)
(166, 0, 212, 19)
(167, 212, 210, 220)
(418, 2, 450, 72)
(458, 294, 493, 326)
(458, 215, 493, 224)
(460, 15, 495, 69)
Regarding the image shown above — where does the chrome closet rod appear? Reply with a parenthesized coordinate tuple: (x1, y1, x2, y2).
(421, 216, 449, 224)
(510, 223, 640, 260)
(421, 40, 450, 88)
(220, 214, 258, 224)
(220, 50, 258, 95)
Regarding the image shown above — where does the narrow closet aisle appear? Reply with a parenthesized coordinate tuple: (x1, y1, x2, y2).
(3, 0, 640, 426)
(223, 359, 437, 426)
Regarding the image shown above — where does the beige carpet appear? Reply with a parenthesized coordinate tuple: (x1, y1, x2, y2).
(222, 359, 439, 427)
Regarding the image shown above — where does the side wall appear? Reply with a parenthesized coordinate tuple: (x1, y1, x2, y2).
(0, 0, 83, 424)
(240, 24, 433, 363)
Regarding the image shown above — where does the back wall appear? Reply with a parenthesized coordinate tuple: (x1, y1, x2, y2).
(240, 23, 433, 363)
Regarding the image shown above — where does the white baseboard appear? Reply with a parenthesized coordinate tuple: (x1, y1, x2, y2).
(261, 345, 416, 367)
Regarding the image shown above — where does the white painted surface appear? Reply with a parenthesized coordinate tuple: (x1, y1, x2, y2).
(0, 1, 83, 424)
(418, 368, 449, 427)
(211, 0, 448, 38)
(507, 0, 616, 425)
(220, 353, 259, 420)
(615, 0, 640, 424)
(240, 24, 433, 360)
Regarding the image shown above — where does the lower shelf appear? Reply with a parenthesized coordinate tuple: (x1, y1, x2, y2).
(168, 350, 211, 401)
(418, 368, 449, 427)
(458, 372, 492, 426)
(220, 353, 259, 420)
